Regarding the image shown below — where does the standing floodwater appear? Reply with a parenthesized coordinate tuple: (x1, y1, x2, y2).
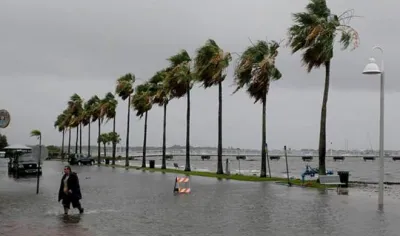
(1, 159, 400, 236)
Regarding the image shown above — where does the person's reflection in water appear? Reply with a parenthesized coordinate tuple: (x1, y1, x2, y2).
(61, 214, 82, 224)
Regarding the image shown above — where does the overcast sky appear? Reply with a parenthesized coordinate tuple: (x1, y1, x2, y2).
(1, 0, 399, 151)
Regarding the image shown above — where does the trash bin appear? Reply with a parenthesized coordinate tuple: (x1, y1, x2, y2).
(105, 159, 110, 165)
(337, 171, 349, 187)
(149, 160, 155, 169)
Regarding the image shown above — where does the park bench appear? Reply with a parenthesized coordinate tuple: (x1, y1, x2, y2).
(319, 175, 344, 191)
(173, 163, 179, 169)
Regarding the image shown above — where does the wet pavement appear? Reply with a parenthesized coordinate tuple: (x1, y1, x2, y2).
(1, 159, 400, 236)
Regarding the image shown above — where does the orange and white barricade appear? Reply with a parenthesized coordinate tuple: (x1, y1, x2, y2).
(173, 176, 191, 194)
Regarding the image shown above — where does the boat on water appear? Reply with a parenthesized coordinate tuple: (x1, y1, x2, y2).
(244, 156, 257, 161)
(363, 156, 375, 161)
(333, 153, 350, 161)
(236, 155, 257, 161)
(270, 155, 281, 160)
(301, 153, 313, 161)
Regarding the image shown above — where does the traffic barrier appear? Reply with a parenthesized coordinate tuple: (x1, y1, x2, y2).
(173, 176, 191, 194)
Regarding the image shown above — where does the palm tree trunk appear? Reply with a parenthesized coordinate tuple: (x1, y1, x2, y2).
(75, 126, 78, 154)
(260, 96, 267, 178)
(79, 123, 82, 154)
(112, 116, 116, 165)
(141, 111, 148, 168)
(88, 122, 91, 157)
(61, 129, 65, 161)
(104, 143, 107, 157)
(260, 80, 271, 178)
(161, 103, 167, 169)
(184, 88, 191, 172)
(68, 128, 71, 159)
(36, 135, 41, 194)
(318, 60, 330, 176)
(216, 81, 223, 174)
(125, 95, 131, 167)
(97, 119, 101, 165)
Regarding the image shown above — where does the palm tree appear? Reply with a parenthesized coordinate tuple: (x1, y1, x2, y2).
(82, 95, 100, 157)
(63, 111, 73, 160)
(132, 82, 153, 168)
(30, 129, 42, 194)
(116, 73, 135, 167)
(194, 39, 232, 174)
(100, 92, 118, 165)
(67, 94, 83, 155)
(166, 50, 194, 172)
(287, 0, 359, 175)
(234, 40, 282, 178)
(81, 108, 91, 154)
(149, 69, 170, 169)
(98, 133, 110, 157)
(90, 96, 102, 164)
(54, 112, 67, 160)
(108, 131, 121, 161)
(79, 123, 83, 154)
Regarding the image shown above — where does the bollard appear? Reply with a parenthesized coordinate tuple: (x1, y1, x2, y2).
(149, 160, 155, 169)
(225, 159, 230, 175)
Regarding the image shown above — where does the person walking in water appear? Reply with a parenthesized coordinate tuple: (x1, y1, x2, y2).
(58, 166, 84, 215)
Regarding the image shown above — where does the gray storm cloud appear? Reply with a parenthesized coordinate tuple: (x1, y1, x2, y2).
(1, 0, 399, 150)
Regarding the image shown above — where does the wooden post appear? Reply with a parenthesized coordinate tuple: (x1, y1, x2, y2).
(284, 146, 291, 186)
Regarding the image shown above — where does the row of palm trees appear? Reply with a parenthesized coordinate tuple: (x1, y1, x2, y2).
(54, 92, 119, 165)
(98, 132, 121, 157)
(53, 0, 359, 177)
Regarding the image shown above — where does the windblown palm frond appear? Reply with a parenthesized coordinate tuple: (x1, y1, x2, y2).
(100, 92, 118, 122)
(194, 39, 232, 87)
(80, 109, 91, 126)
(54, 111, 69, 132)
(108, 132, 121, 144)
(234, 40, 282, 103)
(116, 73, 135, 100)
(88, 95, 101, 122)
(67, 93, 83, 115)
(84, 94, 101, 125)
(66, 93, 84, 128)
(287, 0, 359, 72)
(98, 133, 110, 145)
(149, 69, 170, 106)
(30, 129, 41, 138)
(132, 83, 153, 118)
(165, 50, 193, 99)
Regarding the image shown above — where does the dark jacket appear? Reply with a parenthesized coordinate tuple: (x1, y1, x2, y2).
(58, 172, 82, 201)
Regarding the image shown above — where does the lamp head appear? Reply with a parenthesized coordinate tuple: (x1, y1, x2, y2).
(362, 58, 381, 75)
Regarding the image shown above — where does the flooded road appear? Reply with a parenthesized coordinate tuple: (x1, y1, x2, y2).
(1, 159, 400, 236)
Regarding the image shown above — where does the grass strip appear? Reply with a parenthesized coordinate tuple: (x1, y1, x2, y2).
(102, 163, 327, 189)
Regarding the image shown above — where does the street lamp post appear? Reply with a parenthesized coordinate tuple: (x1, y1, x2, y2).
(362, 46, 384, 210)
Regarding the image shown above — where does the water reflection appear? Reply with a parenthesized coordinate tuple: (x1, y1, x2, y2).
(59, 214, 82, 224)
(370, 211, 390, 236)
(1, 160, 400, 236)
(310, 194, 337, 235)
